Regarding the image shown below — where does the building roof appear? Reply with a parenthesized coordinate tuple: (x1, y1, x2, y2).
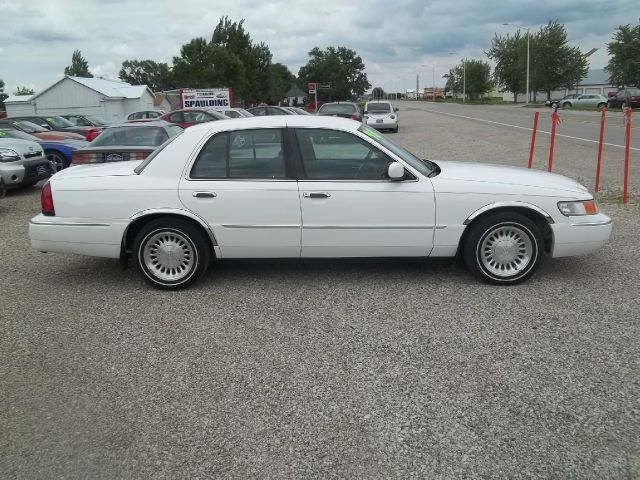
(285, 85, 306, 97)
(69, 77, 149, 98)
(580, 69, 611, 86)
(4, 95, 33, 103)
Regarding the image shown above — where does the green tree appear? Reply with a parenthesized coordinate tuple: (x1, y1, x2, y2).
(0, 79, 8, 109)
(372, 86, 385, 99)
(64, 50, 93, 77)
(487, 31, 527, 102)
(172, 37, 246, 93)
(211, 17, 273, 103)
(530, 21, 588, 100)
(605, 21, 640, 87)
(268, 62, 296, 104)
(445, 60, 493, 100)
(119, 59, 176, 91)
(13, 86, 35, 95)
(297, 46, 370, 101)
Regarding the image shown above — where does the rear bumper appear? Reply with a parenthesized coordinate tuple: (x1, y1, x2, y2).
(365, 117, 398, 130)
(551, 213, 612, 258)
(29, 214, 129, 259)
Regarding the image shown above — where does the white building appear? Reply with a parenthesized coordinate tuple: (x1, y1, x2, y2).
(502, 69, 617, 103)
(4, 76, 156, 122)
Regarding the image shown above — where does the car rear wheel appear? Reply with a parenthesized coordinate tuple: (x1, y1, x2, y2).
(562, 102, 572, 109)
(46, 151, 66, 173)
(134, 219, 210, 290)
(463, 212, 543, 285)
(597, 102, 606, 109)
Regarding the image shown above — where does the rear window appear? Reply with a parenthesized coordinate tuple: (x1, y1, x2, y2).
(92, 126, 169, 147)
(367, 103, 392, 113)
(318, 104, 357, 114)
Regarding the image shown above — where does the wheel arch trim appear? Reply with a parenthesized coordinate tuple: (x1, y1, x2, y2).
(125, 208, 218, 246)
(463, 201, 554, 225)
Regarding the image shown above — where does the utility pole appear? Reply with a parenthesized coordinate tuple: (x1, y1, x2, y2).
(416, 74, 419, 101)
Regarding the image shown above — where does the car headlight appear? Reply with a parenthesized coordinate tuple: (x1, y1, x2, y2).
(558, 199, 598, 216)
(0, 148, 20, 162)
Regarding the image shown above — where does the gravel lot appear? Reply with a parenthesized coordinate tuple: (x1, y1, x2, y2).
(1, 109, 639, 479)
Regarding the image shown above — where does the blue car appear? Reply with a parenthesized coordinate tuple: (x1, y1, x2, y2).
(0, 127, 88, 172)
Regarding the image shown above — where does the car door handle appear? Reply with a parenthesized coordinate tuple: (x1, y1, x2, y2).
(303, 192, 331, 199)
(192, 191, 217, 198)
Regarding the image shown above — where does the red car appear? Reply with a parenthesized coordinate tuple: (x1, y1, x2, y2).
(0, 119, 85, 140)
(160, 109, 228, 128)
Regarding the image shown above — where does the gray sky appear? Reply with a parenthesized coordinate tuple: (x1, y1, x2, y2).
(0, 0, 633, 95)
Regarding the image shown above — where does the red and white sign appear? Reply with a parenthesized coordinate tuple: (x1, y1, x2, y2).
(308, 83, 317, 94)
(181, 88, 233, 109)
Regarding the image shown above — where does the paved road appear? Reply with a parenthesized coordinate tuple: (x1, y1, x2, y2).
(399, 101, 638, 152)
(1, 113, 639, 478)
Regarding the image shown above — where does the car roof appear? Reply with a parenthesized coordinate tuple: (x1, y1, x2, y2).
(107, 121, 178, 128)
(187, 115, 362, 134)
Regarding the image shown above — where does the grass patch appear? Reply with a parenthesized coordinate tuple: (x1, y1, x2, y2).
(595, 189, 639, 205)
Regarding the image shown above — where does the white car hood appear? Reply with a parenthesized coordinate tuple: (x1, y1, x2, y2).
(433, 160, 589, 195)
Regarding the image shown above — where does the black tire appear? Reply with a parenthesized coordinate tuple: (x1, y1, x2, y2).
(551, 102, 558, 109)
(597, 102, 606, 109)
(392, 126, 399, 133)
(46, 151, 67, 173)
(133, 218, 210, 290)
(463, 212, 543, 285)
(562, 102, 572, 109)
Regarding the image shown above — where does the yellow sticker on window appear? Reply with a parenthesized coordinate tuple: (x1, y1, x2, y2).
(0, 131, 6, 137)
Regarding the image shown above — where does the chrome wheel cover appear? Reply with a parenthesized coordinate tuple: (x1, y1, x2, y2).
(142, 230, 195, 282)
(479, 224, 533, 278)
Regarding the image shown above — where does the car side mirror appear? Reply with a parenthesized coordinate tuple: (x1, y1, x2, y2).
(387, 162, 405, 180)
(394, 107, 399, 112)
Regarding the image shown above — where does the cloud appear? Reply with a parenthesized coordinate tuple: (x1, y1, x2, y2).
(110, 43, 131, 55)
(89, 61, 118, 80)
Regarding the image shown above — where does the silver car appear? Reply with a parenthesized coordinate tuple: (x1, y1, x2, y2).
(364, 101, 399, 133)
(0, 137, 51, 189)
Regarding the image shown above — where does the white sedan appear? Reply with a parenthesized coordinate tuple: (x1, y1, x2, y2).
(29, 116, 612, 290)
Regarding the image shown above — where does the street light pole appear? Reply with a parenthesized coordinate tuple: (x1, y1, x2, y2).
(503, 23, 531, 105)
(463, 59, 466, 103)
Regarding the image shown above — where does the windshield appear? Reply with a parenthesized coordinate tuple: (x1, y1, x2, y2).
(358, 125, 435, 177)
(46, 116, 75, 128)
(91, 126, 169, 147)
(85, 115, 105, 125)
(367, 103, 392, 113)
(319, 104, 358, 114)
(0, 128, 39, 141)
(13, 120, 47, 133)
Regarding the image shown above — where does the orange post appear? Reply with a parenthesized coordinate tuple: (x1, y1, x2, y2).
(595, 109, 606, 192)
(528, 111, 539, 169)
(623, 107, 632, 204)
(548, 111, 558, 172)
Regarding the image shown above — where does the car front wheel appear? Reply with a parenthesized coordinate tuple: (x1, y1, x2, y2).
(134, 219, 210, 290)
(463, 212, 543, 285)
(46, 151, 66, 173)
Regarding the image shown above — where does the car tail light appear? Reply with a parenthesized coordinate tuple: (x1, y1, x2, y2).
(85, 129, 101, 142)
(128, 151, 151, 161)
(72, 152, 100, 164)
(41, 182, 55, 216)
(350, 114, 361, 120)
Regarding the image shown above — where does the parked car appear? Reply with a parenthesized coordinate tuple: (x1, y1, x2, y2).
(246, 106, 295, 116)
(363, 101, 399, 132)
(126, 110, 165, 121)
(0, 137, 51, 189)
(547, 94, 608, 109)
(317, 102, 363, 121)
(71, 121, 183, 165)
(62, 114, 106, 127)
(0, 127, 88, 172)
(30, 116, 611, 290)
(7, 115, 100, 138)
(607, 88, 640, 109)
(160, 109, 228, 128)
(0, 119, 85, 141)
(283, 107, 311, 115)
(213, 108, 254, 118)
(545, 94, 578, 108)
